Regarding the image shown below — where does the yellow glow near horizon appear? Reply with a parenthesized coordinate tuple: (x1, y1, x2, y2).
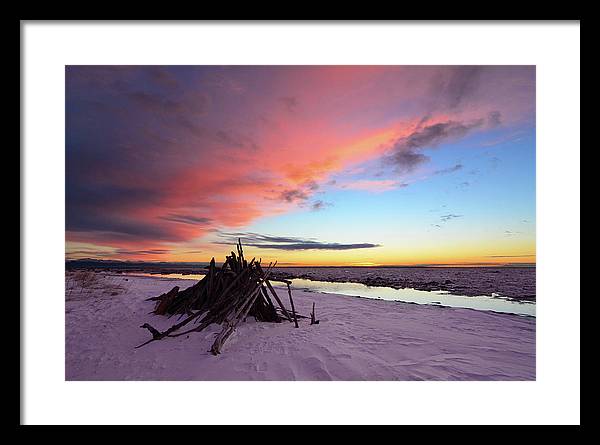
(66, 231, 536, 267)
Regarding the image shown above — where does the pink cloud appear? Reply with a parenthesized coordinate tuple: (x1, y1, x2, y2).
(341, 179, 408, 193)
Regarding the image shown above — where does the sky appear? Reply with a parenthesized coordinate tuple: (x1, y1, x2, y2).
(65, 65, 535, 266)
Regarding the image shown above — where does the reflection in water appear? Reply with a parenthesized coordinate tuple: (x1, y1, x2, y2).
(123, 272, 535, 317)
(273, 279, 536, 317)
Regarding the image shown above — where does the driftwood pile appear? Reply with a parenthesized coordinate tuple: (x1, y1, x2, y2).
(136, 239, 318, 355)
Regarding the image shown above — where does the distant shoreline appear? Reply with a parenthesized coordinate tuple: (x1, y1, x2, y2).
(65, 259, 536, 270)
(66, 261, 536, 302)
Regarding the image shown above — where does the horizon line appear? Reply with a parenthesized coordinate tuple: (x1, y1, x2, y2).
(65, 257, 536, 268)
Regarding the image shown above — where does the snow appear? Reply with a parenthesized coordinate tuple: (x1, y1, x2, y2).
(65, 271, 535, 380)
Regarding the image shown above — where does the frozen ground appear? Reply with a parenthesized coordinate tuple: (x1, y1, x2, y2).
(271, 266, 536, 301)
(65, 271, 535, 381)
(68, 264, 536, 301)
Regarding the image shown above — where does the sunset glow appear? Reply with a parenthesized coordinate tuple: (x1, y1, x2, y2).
(66, 65, 535, 266)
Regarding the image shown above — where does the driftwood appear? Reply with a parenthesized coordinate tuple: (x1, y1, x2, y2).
(310, 302, 320, 325)
(153, 286, 180, 315)
(136, 239, 306, 354)
(285, 281, 299, 328)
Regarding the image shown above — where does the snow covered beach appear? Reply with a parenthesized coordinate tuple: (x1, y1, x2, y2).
(65, 272, 535, 381)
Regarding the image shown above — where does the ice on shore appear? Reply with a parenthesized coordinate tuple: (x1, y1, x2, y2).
(65, 272, 535, 381)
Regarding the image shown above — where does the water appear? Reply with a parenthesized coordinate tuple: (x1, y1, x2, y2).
(123, 272, 535, 317)
(275, 278, 535, 317)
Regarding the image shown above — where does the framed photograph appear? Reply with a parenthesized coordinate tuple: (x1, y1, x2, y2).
(21, 20, 580, 426)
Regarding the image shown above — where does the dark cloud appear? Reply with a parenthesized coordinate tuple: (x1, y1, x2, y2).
(65, 66, 228, 245)
(65, 182, 175, 242)
(160, 214, 212, 225)
(67, 247, 172, 259)
(272, 179, 322, 204)
(218, 232, 380, 251)
(433, 66, 482, 110)
(386, 119, 485, 173)
(431, 213, 463, 229)
(65, 249, 115, 258)
(303, 180, 319, 191)
(434, 164, 463, 175)
(250, 243, 380, 251)
(405, 120, 484, 150)
(67, 212, 180, 242)
(440, 214, 463, 222)
(389, 150, 430, 173)
(66, 183, 164, 213)
(311, 200, 333, 211)
(220, 232, 312, 244)
(279, 189, 309, 203)
(415, 113, 432, 129)
(115, 248, 171, 256)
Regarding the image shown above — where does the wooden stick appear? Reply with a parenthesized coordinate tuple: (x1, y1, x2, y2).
(178, 262, 274, 340)
(207, 257, 215, 302)
(136, 264, 257, 347)
(154, 286, 179, 315)
(286, 282, 299, 328)
(135, 307, 208, 348)
(137, 238, 306, 354)
(209, 262, 275, 354)
(310, 302, 320, 325)
(256, 263, 292, 321)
